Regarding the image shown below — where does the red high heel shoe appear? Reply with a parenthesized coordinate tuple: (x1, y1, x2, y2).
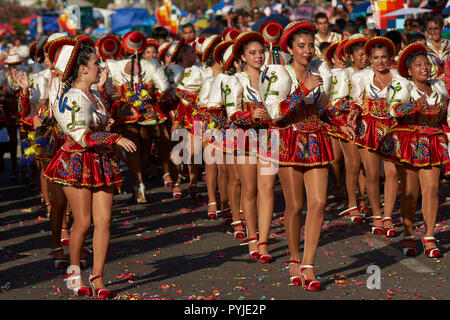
(207, 202, 218, 219)
(257, 242, 272, 264)
(284, 260, 302, 286)
(49, 247, 69, 269)
(162, 172, 173, 187)
(172, 182, 182, 199)
(89, 274, 111, 299)
(421, 236, 441, 258)
(64, 272, 91, 297)
(231, 220, 246, 239)
(401, 236, 417, 256)
(61, 228, 70, 246)
(382, 217, 396, 237)
(371, 216, 383, 235)
(299, 265, 321, 291)
(339, 206, 363, 223)
(240, 237, 260, 260)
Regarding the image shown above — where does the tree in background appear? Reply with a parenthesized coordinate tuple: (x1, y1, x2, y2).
(0, 0, 31, 37)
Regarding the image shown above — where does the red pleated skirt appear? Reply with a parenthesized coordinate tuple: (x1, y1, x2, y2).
(377, 125, 449, 167)
(354, 114, 394, 150)
(260, 125, 334, 166)
(43, 142, 123, 188)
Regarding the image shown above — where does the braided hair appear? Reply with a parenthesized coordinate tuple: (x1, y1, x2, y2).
(59, 42, 96, 111)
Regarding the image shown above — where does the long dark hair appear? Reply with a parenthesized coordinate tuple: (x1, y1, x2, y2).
(60, 42, 96, 108)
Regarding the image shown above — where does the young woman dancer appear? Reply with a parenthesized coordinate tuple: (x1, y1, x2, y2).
(259, 21, 351, 290)
(347, 37, 401, 236)
(378, 43, 448, 257)
(326, 35, 370, 221)
(220, 44, 247, 239)
(44, 38, 136, 298)
(191, 36, 231, 220)
(222, 31, 276, 263)
(108, 31, 169, 203)
(173, 39, 211, 200)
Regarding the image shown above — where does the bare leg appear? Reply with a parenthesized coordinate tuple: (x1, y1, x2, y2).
(302, 166, 328, 281)
(359, 148, 382, 226)
(278, 166, 305, 279)
(340, 140, 361, 212)
(256, 159, 276, 257)
(49, 182, 68, 260)
(63, 186, 92, 286)
(120, 125, 143, 185)
(91, 186, 114, 289)
(418, 167, 441, 250)
(237, 157, 258, 254)
(330, 136, 343, 196)
(139, 125, 155, 176)
(397, 166, 419, 237)
(382, 160, 399, 230)
(228, 161, 244, 234)
(204, 143, 218, 216)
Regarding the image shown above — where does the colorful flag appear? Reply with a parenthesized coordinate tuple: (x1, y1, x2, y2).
(156, 0, 181, 35)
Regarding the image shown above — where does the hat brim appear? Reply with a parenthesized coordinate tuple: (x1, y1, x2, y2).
(98, 36, 122, 61)
(336, 39, 348, 61)
(202, 35, 222, 62)
(344, 37, 367, 55)
(233, 31, 265, 59)
(222, 27, 240, 41)
(397, 43, 427, 78)
(146, 39, 160, 49)
(75, 35, 95, 47)
(48, 37, 77, 65)
(157, 42, 171, 61)
(171, 39, 185, 63)
(4, 58, 24, 65)
(280, 20, 315, 53)
(122, 31, 147, 54)
(325, 41, 339, 62)
(259, 21, 283, 46)
(213, 40, 233, 64)
(224, 55, 236, 71)
(364, 36, 396, 58)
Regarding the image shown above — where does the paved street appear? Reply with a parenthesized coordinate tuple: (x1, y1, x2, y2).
(0, 158, 449, 301)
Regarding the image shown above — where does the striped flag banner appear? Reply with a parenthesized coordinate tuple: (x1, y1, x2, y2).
(156, 0, 181, 35)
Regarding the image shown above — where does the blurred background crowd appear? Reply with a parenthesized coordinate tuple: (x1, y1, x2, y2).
(2, 0, 450, 64)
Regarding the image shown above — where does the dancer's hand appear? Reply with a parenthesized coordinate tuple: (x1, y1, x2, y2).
(105, 118, 115, 131)
(253, 107, 269, 120)
(416, 95, 427, 110)
(11, 68, 29, 93)
(97, 66, 109, 92)
(340, 125, 356, 142)
(347, 108, 359, 128)
(303, 75, 323, 92)
(116, 137, 136, 153)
